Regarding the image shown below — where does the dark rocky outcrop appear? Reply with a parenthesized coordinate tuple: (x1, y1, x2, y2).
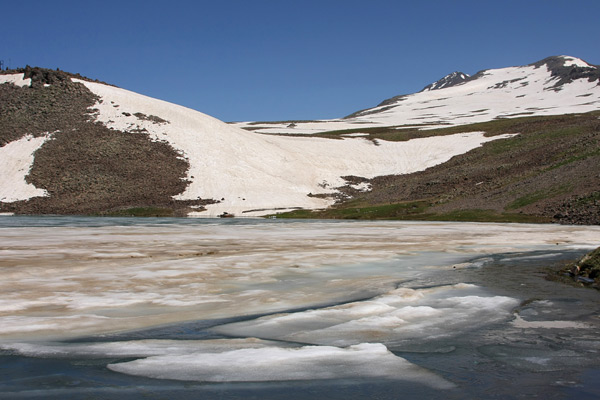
(552, 247, 600, 289)
(0, 71, 98, 145)
(531, 56, 600, 90)
(549, 192, 600, 225)
(421, 71, 470, 91)
(0, 65, 113, 86)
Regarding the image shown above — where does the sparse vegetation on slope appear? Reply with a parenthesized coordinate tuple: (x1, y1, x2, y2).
(274, 112, 600, 224)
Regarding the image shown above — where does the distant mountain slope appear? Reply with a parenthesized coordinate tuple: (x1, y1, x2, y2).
(233, 55, 600, 135)
(273, 112, 600, 225)
(0, 67, 513, 217)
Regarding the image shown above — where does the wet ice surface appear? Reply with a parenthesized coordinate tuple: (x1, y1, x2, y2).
(107, 342, 454, 388)
(1, 216, 600, 399)
(212, 283, 520, 348)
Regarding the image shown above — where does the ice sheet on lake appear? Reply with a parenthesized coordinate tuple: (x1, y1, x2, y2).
(2, 219, 600, 388)
(2, 338, 454, 388)
(107, 342, 455, 387)
(1, 220, 600, 341)
(213, 283, 519, 347)
(1, 338, 288, 358)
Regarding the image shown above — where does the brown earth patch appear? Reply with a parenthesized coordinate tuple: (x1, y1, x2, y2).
(0, 68, 213, 215)
(0, 71, 97, 145)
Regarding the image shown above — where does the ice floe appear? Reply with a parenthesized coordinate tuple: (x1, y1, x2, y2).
(107, 342, 455, 387)
(212, 284, 520, 347)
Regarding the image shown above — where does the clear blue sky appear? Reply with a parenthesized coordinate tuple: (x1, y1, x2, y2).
(2, 0, 598, 122)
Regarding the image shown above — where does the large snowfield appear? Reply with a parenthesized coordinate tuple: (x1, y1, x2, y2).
(72, 79, 514, 216)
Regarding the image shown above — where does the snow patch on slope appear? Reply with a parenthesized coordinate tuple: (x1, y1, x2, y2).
(0, 135, 49, 202)
(77, 80, 513, 216)
(561, 56, 592, 68)
(0, 73, 31, 87)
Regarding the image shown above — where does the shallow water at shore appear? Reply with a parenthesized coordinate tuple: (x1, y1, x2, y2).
(1, 216, 599, 399)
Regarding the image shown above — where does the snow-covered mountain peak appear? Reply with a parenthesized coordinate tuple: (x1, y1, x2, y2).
(236, 55, 600, 135)
(526, 55, 599, 92)
(560, 55, 593, 68)
(530, 55, 596, 70)
(421, 71, 470, 91)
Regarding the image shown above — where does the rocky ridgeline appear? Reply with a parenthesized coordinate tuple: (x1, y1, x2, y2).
(0, 65, 113, 86)
(0, 67, 98, 145)
(531, 56, 600, 90)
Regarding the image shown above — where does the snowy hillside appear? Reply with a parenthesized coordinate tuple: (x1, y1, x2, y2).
(233, 56, 600, 135)
(71, 80, 512, 216)
(1, 55, 598, 219)
(0, 69, 515, 217)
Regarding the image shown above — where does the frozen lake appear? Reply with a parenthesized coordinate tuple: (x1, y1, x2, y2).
(1, 216, 599, 399)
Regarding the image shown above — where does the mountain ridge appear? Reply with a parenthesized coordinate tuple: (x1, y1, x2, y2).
(421, 71, 470, 92)
(340, 55, 599, 122)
